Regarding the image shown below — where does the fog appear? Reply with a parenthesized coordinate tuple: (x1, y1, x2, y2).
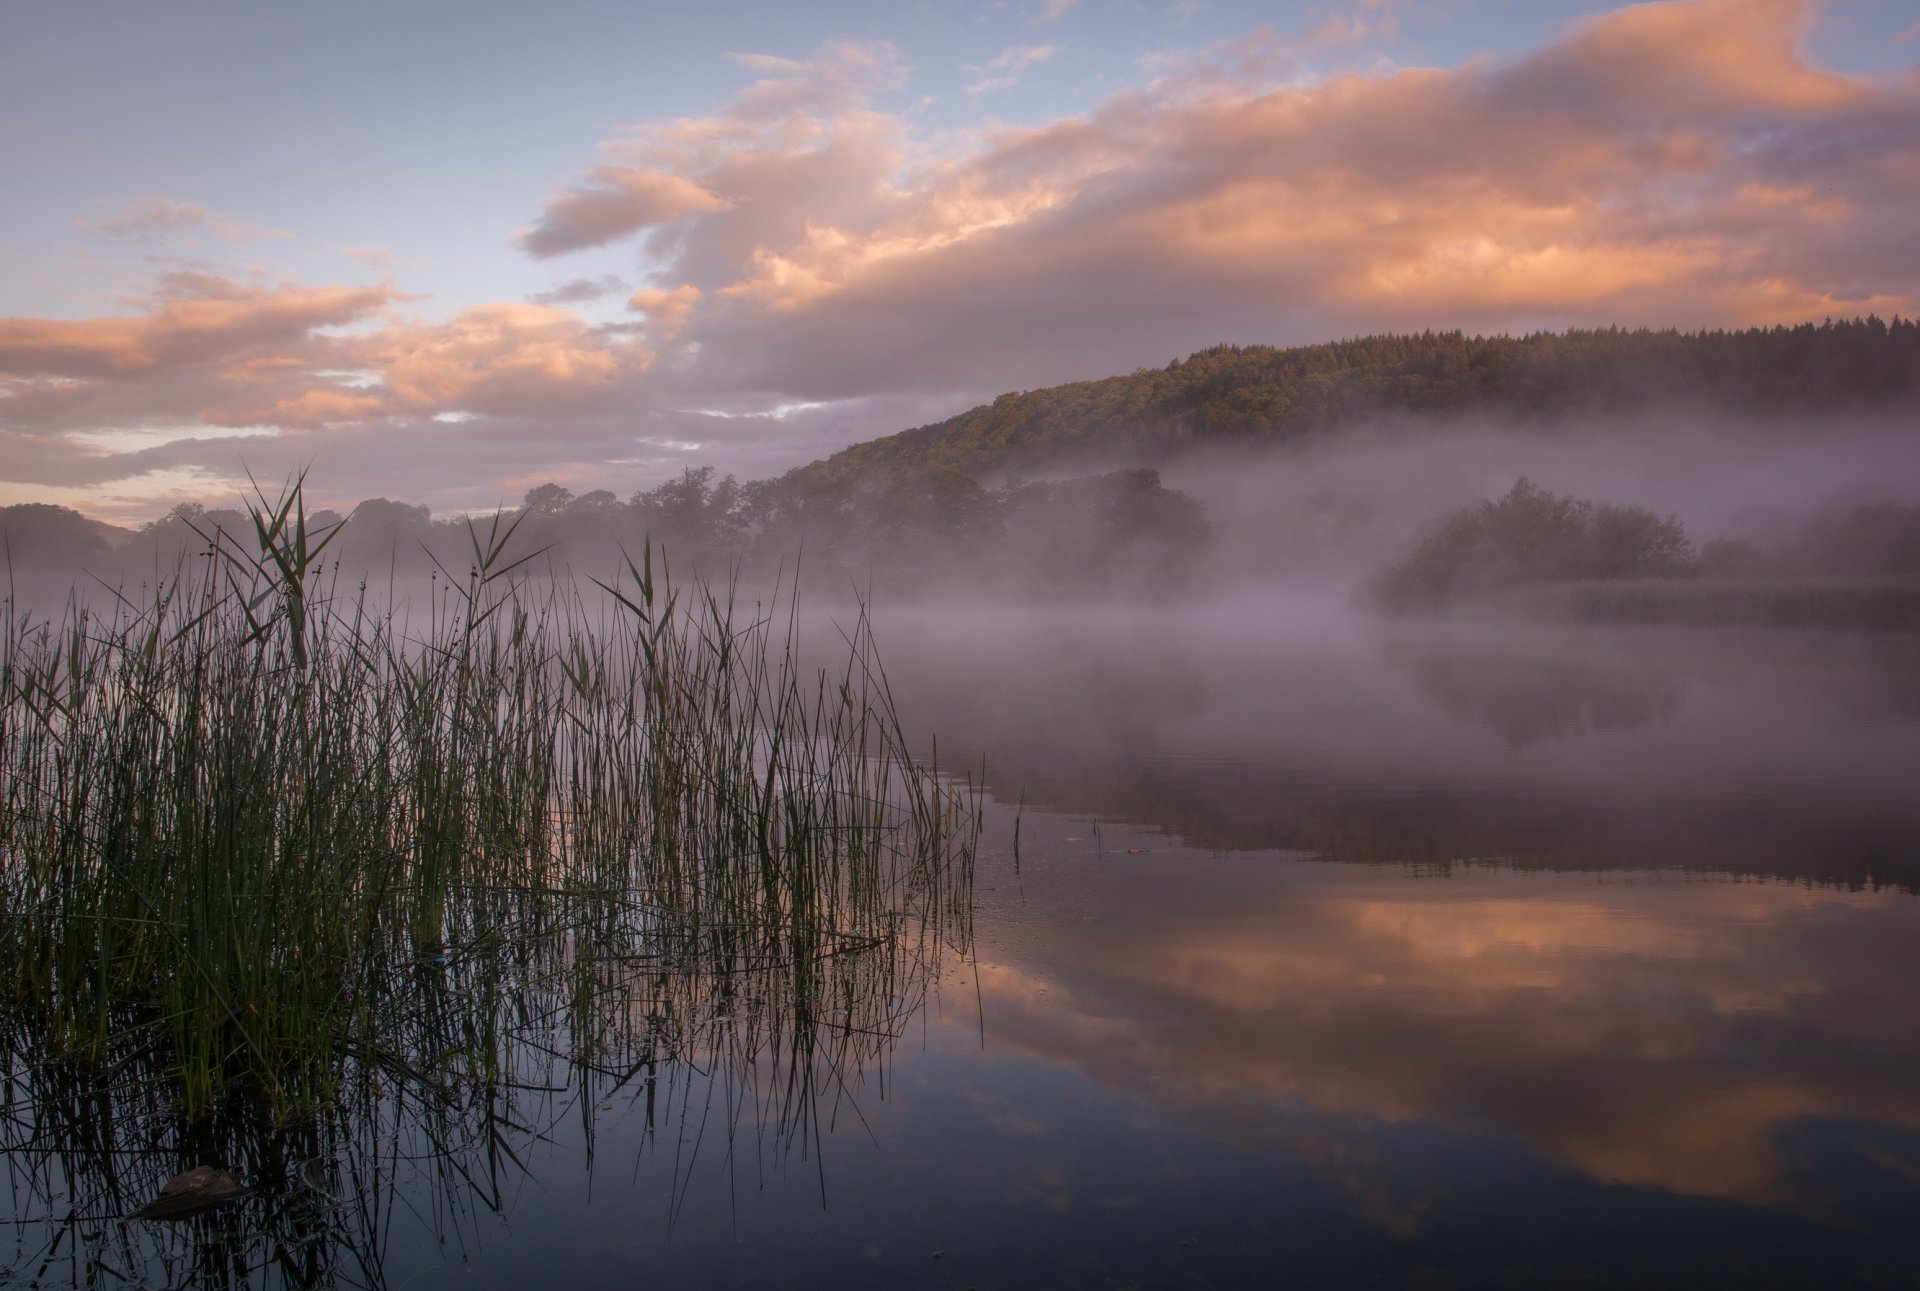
(1149, 409, 1920, 596)
(7, 397, 1919, 625)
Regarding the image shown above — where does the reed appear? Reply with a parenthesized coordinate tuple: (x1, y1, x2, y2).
(0, 478, 975, 1124)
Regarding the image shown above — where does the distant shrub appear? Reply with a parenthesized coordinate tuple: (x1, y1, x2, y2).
(1698, 538, 1773, 579)
(1800, 502, 1920, 577)
(1373, 479, 1695, 611)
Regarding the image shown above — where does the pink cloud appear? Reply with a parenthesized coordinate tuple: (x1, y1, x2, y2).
(966, 44, 1059, 96)
(547, 0, 1914, 398)
(517, 168, 731, 258)
(0, 278, 396, 380)
(530, 274, 630, 306)
(627, 284, 703, 340)
(517, 40, 910, 269)
(0, 275, 653, 497)
(342, 302, 650, 415)
(79, 195, 289, 244)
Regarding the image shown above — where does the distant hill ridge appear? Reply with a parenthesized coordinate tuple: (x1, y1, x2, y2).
(797, 319, 1920, 486)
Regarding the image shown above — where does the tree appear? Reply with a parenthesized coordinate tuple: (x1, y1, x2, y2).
(522, 483, 573, 514)
(565, 489, 622, 517)
(1373, 479, 1695, 611)
(0, 503, 114, 568)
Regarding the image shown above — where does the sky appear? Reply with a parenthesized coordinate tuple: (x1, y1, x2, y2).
(1, 0, 1916, 522)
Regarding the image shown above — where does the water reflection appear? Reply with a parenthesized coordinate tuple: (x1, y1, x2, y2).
(877, 604, 1920, 889)
(970, 849, 1920, 1209)
(1387, 633, 1683, 748)
(1, 908, 959, 1288)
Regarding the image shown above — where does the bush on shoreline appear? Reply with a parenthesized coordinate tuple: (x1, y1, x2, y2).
(1372, 479, 1695, 612)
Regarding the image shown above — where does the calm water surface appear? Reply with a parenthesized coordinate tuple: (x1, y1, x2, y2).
(9, 605, 1920, 1288)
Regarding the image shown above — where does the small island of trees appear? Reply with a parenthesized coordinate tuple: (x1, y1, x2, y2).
(1371, 481, 1920, 630)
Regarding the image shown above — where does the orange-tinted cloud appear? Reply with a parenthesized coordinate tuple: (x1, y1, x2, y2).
(521, 0, 1916, 400)
(345, 301, 649, 414)
(627, 284, 703, 340)
(517, 168, 731, 258)
(517, 40, 907, 262)
(0, 277, 395, 380)
(967, 864, 1920, 1208)
(0, 276, 652, 467)
(79, 195, 288, 244)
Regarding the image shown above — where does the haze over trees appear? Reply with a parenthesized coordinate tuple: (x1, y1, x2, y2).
(1702, 501, 1920, 580)
(4, 320, 1915, 609)
(1372, 480, 1697, 611)
(1, 466, 1213, 604)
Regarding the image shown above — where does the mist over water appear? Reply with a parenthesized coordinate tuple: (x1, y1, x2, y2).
(1150, 411, 1920, 593)
(874, 595, 1920, 882)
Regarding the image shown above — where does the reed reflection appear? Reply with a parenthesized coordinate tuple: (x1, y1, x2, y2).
(1, 870, 962, 1288)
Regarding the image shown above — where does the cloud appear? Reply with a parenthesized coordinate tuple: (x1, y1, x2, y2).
(515, 41, 909, 262)
(563, 0, 1915, 400)
(627, 284, 703, 339)
(342, 302, 649, 415)
(0, 276, 397, 380)
(80, 195, 288, 244)
(966, 44, 1060, 96)
(530, 273, 631, 305)
(0, 274, 654, 506)
(724, 40, 909, 117)
(1034, 0, 1077, 23)
(517, 169, 731, 258)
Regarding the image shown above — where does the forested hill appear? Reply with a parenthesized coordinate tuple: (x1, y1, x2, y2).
(800, 319, 1920, 485)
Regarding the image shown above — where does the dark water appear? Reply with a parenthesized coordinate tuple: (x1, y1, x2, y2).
(9, 605, 1920, 1288)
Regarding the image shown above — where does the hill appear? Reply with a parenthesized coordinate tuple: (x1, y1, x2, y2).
(794, 319, 1920, 487)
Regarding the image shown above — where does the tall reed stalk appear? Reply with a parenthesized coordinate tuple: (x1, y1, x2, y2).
(0, 480, 975, 1123)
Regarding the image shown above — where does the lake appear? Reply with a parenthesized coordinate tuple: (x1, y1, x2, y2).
(7, 601, 1919, 1288)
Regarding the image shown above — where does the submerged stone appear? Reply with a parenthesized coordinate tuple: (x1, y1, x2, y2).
(130, 1167, 250, 1221)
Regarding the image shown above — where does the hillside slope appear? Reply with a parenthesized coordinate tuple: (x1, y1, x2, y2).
(797, 319, 1920, 486)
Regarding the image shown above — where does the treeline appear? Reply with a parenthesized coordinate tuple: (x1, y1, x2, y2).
(1, 465, 1212, 602)
(804, 318, 1920, 484)
(1373, 479, 1697, 611)
(1370, 480, 1920, 627)
(1700, 502, 1920, 580)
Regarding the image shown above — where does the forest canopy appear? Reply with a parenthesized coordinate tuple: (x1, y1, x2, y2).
(802, 318, 1920, 484)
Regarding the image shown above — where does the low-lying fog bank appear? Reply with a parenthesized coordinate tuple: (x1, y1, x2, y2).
(12, 403, 1917, 624)
(867, 593, 1920, 891)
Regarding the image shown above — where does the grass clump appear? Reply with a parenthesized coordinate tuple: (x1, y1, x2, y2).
(0, 478, 975, 1123)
